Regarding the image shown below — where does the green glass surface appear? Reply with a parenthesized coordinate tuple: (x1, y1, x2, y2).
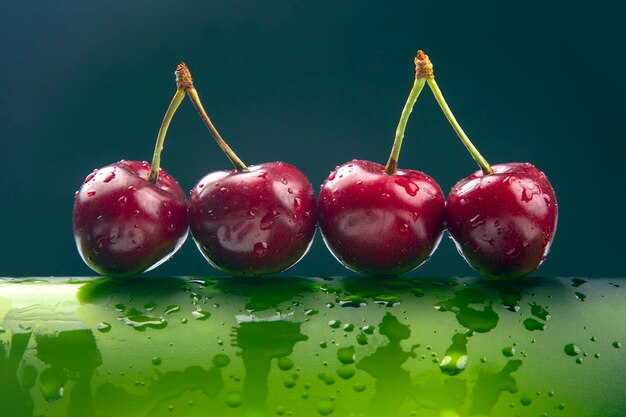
(0, 276, 624, 416)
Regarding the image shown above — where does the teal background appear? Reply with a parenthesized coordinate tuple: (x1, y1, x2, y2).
(0, 1, 624, 277)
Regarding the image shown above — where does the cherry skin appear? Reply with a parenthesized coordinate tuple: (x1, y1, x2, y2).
(318, 160, 446, 276)
(188, 162, 316, 277)
(73, 160, 188, 277)
(446, 162, 558, 279)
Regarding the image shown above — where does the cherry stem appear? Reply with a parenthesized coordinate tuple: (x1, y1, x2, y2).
(427, 79, 493, 175)
(415, 50, 493, 175)
(148, 88, 186, 184)
(385, 78, 426, 174)
(176, 63, 248, 172)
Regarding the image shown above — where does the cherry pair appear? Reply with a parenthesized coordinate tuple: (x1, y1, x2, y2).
(319, 51, 558, 280)
(73, 65, 316, 278)
(73, 53, 558, 280)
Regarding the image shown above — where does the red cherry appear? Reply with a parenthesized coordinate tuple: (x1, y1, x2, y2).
(319, 160, 445, 275)
(318, 53, 445, 275)
(419, 50, 558, 279)
(189, 162, 316, 276)
(446, 163, 558, 279)
(179, 64, 316, 276)
(73, 161, 188, 276)
(72, 67, 189, 277)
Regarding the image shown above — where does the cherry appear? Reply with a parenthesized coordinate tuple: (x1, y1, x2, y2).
(418, 50, 558, 279)
(178, 65, 316, 277)
(318, 54, 446, 276)
(72, 67, 189, 277)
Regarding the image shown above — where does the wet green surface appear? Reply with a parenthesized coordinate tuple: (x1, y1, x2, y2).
(0, 276, 624, 416)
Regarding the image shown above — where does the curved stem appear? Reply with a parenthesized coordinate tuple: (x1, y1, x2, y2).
(148, 89, 186, 183)
(385, 78, 426, 174)
(426, 78, 493, 175)
(186, 87, 248, 171)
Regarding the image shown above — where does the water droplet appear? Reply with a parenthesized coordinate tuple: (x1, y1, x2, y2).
(213, 354, 231, 367)
(278, 357, 294, 371)
(352, 381, 367, 392)
(328, 320, 341, 329)
(361, 325, 375, 335)
(564, 343, 581, 356)
(118, 315, 167, 331)
(316, 399, 335, 416)
(118, 195, 127, 205)
(287, 188, 293, 194)
(523, 318, 545, 331)
(101, 171, 115, 183)
(502, 346, 515, 357)
(253, 242, 268, 257)
(520, 394, 533, 406)
(304, 308, 319, 316)
(84, 170, 98, 183)
(575, 357, 583, 364)
(40, 368, 66, 403)
(87, 190, 96, 197)
(161, 305, 180, 316)
(96, 322, 111, 333)
(612, 341, 622, 349)
(151, 356, 162, 365)
(225, 392, 243, 408)
(337, 346, 355, 364)
(191, 310, 211, 320)
(575, 292, 586, 302)
(220, 187, 228, 193)
(394, 178, 419, 196)
(294, 197, 302, 211)
(530, 303, 551, 320)
(336, 365, 355, 379)
(381, 192, 390, 199)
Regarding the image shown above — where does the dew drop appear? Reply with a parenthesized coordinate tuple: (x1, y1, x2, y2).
(253, 242, 268, 257)
(191, 310, 211, 321)
(226, 392, 243, 408)
(352, 381, 367, 392)
(278, 357, 294, 371)
(336, 365, 355, 379)
(213, 354, 231, 367)
(502, 346, 515, 357)
(316, 399, 335, 416)
(328, 320, 341, 329)
(84, 170, 98, 183)
(96, 322, 111, 333)
(102, 171, 115, 183)
(564, 343, 581, 356)
(394, 178, 419, 196)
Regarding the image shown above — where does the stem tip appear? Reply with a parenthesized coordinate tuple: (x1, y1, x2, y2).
(415, 51, 434, 79)
(176, 63, 194, 90)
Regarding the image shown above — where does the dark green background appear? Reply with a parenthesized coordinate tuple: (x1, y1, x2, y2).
(1, 1, 624, 278)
